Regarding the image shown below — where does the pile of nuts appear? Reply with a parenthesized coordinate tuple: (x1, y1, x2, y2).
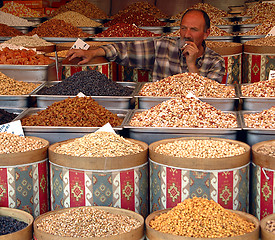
(256, 141, 275, 157)
(0, 23, 24, 37)
(36, 207, 141, 238)
(95, 23, 161, 37)
(0, 11, 35, 26)
(0, 2, 42, 18)
(52, 11, 102, 27)
(130, 97, 237, 128)
(149, 197, 255, 238)
(139, 73, 236, 98)
(104, 10, 167, 27)
(27, 19, 90, 38)
(239, 20, 274, 35)
(0, 72, 40, 95)
(4, 36, 54, 48)
(265, 219, 275, 233)
(54, 131, 143, 157)
(243, 106, 275, 129)
(49, 0, 108, 19)
(241, 2, 275, 17)
(154, 139, 246, 158)
(0, 132, 46, 154)
(244, 36, 275, 47)
(241, 78, 275, 97)
(21, 96, 123, 127)
(206, 41, 242, 49)
(0, 109, 18, 125)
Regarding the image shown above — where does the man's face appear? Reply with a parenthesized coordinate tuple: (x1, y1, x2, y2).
(180, 11, 210, 47)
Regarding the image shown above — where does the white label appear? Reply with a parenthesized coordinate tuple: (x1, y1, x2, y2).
(71, 38, 90, 50)
(186, 91, 199, 100)
(0, 120, 24, 136)
(266, 26, 275, 37)
(77, 92, 86, 97)
(269, 70, 275, 80)
(95, 123, 116, 134)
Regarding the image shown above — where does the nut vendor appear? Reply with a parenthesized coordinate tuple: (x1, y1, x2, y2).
(67, 9, 225, 83)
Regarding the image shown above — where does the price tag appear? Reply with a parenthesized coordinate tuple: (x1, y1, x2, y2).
(186, 91, 199, 100)
(269, 70, 275, 80)
(266, 26, 275, 37)
(71, 38, 90, 50)
(0, 120, 24, 136)
(77, 92, 86, 97)
(95, 123, 116, 134)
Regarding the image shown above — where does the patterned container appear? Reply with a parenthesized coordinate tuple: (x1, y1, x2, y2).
(242, 44, 275, 83)
(116, 63, 152, 82)
(149, 137, 251, 213)
(49, 138, 149, 217)
(251, 139, 275, 220)
(0, 137, 49, 218)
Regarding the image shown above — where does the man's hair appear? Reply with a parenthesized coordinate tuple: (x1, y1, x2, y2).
(181, 9, 211, 32)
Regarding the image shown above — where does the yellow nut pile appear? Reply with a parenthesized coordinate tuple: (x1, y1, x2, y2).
(154, 139, 246, 158)
(149, 197, 256, 238)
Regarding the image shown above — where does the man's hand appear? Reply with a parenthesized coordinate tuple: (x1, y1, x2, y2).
(182, 41, 200, 74)
(66, 48, 105, 65)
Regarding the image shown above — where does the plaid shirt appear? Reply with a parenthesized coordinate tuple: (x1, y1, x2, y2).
(102, 37, 225, 82)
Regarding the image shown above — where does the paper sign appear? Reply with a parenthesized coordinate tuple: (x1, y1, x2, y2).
(77, 92, 86, 97)
(71, 38, 90, 50)
(186, 91, 199, 100)
(266, 26, 275, 37)
(0, 120, 24, 136)
(95, 123, 116, 134)
(269, 70, 275, 80)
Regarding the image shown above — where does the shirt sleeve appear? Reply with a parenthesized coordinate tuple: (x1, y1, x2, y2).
(101, 40, 156, 70)
(204, 52, 226, 83)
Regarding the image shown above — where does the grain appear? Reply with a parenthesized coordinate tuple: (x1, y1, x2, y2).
(149, 197, 255, 238)
(54, 131, 143, 157)
(36, 207, 141, 238)
(155, 139, 246, 158)
(0, 132, 46, 154)
(4, 36, 54, 47)
(0, 11, 35, 26)
(130, 97, 237, 128)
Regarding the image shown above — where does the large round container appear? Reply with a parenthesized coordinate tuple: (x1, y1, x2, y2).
(0, 137, 49, 218)
(117, 63, 153, 82)
(206, 41, 243, 84)
(34, 206, 144, 240)
(49, 138, 149, 217)
(260, 213, 275, 240)
(0, 207, 34, 240)
(149, 137, 251, 213)
(242, 41, 275, 83)
(145, 208, 260, 240)
(251, 139, 275, 220)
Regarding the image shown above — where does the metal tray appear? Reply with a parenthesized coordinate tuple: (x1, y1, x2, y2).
(123, 110, 242, 145)
(238, 83, 275, 110)
(23, 17, 48, 24)
(239, 110, 275, 146)
(239, 35, 265, 43)
(90, 37, 160, 42)
(13, 26, 33, 34)
(0, 82, 43, 108)
(140, 26, 166, 34)
(32, 81, 138, 109)
(233, 24, 261, 33)
(0, 37, 11, 43)
(79, 27, 98, 34)
(216, 25, 234, 33)
(136, 83, 239, 111)
(41, 37, 90, 43)
(19, 108, 130, 144)
(206, 36, 235, 42)
(0, 63, 57, 82)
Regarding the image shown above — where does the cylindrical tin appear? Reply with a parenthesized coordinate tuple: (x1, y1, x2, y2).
(251, 139, 275, 220)
(242, 43, 275, 83)
(145, 208, 259, 240)
(149, 137, 251, 213)
(49, 138, 149, 217)
(0, 137, 49, 218)
(34, 206, 144, 240)
(0, 207, 34, 240)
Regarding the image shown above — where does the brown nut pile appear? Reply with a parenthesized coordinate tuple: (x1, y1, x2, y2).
(49, 0, 108, 19)
(54, 131, 143, 157)
(154, 139, 246, 158)
(206, 41, 242, 49)
(241, 2, 275, 17)
(36, 207, 141, 238)
(241, 78, 275, 97)
(244, 36, 275, 47)
(243, 106, 275, 129)
(21, 96, 123, 127)
(139, 73, 235, 98)
(0, 132, 46, 154)
(130, 97, 237, 128)
(27, 19, 90, 38)
(52, 11, 102, 27)
(0, 23, 24, 37)
(149, 197, 255, 238)
(0, 72, 40, 95)
(238, 14, 275, 24)
(238, 20, 274, 36)
(265, 219, 275, 233)
(256, 141, 275, 157)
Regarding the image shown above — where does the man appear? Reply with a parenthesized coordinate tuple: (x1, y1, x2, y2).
(67, 9, 225, 82)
